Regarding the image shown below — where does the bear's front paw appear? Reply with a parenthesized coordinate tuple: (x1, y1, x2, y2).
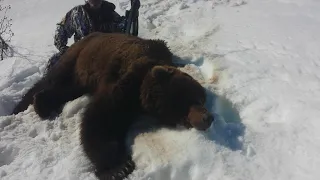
(95, 158, 136, 180)
(33, 90, 54, 119)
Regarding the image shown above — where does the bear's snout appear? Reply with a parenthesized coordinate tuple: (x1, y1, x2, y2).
(203, 112, 214, 125)
(188, 106, 214, 131)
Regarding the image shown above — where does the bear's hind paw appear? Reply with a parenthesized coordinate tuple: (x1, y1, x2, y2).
(33, 90, 62, 119)
(33, 91, 52, 119)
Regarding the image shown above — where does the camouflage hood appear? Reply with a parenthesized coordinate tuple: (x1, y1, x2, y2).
(54, 1, 126, 52)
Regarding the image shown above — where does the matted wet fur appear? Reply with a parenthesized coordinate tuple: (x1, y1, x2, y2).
(11, 32, 213, 180)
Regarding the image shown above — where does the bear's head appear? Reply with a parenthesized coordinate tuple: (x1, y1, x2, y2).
(140, 65, 214, 131)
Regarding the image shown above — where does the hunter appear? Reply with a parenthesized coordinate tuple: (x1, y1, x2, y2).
(46, 0, 126, 71)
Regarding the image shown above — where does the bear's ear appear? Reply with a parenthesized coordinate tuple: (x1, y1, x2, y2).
(151, 66, 174, 80)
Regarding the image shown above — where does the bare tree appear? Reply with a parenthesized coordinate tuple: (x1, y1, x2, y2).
(0, 0, 14, 60)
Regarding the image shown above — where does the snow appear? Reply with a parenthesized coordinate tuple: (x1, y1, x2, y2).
(1, 0, 320, 179)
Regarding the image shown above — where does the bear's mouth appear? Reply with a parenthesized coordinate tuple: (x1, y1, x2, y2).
(181, 116, 193, 129)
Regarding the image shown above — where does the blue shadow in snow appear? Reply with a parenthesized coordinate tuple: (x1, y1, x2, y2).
(202, 88, 245, 151)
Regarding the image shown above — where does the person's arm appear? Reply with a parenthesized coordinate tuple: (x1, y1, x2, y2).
(101, 1, 126, 33)
(113, 12, 126, 33)
(53, 9, 76, 52)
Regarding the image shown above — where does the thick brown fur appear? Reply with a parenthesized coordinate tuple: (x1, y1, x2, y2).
(11, 32, 174, 117)
(140, 65, 213, 130)
(11, 32, 213, 180)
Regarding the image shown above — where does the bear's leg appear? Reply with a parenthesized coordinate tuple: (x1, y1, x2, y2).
(80, 94, 137, 180)
(11, 78, 50, 115)
(33, 84, 88, 119)
(11, 54, 77, 116)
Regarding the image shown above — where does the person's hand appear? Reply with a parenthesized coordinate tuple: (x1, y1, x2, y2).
(59, 46, 69, 53)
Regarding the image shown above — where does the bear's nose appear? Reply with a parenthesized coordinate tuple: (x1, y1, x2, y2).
(188, 106, 214, 131)
(203, 112, 214, 126)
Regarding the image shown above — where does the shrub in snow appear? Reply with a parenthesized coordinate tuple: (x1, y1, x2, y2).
(0, 0, 14, 61)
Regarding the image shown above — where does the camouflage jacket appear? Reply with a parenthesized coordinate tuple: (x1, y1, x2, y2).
(54, 1, 126, 52)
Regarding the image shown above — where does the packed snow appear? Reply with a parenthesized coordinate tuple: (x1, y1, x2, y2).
(1, 0, 320, 179)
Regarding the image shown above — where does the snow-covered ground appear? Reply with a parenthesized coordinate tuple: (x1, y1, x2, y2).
(1, 0, 320, 179)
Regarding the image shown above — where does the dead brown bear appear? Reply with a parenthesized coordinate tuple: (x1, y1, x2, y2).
(11, 32, 175, 117)
(11, 32, 213, 180)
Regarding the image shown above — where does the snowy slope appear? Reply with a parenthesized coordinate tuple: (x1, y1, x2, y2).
(1, 0, 320, 180)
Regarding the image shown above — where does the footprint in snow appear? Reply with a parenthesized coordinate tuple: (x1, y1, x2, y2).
(0, 169, 7, 177)
(0, 118, 12, 130)
(28, 128, 38, 138)
(0, 145, 19, 167)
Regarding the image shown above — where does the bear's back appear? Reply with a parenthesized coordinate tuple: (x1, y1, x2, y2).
(70, 32, 173, 88)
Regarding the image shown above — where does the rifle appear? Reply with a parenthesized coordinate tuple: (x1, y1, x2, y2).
(125, 0, 140, 36)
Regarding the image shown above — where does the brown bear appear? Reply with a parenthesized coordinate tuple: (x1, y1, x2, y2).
(11, 32, 214, 180)
(11, 32, 175, 117)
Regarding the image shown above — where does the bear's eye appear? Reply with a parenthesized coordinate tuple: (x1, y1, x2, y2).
(199, 97, 207, 105)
